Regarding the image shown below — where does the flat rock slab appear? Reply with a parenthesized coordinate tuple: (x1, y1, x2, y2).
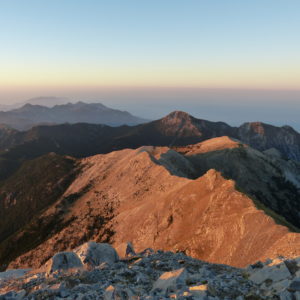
(250, 263, 291, 284)
(0, 269, 31, 281)
(152, 267, 187, 292)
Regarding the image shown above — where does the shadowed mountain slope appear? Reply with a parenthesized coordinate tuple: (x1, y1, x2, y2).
(0, 111, 299, 169)
(2, 137, 300, 269)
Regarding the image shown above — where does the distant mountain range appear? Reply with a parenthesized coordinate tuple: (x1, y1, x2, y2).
(0, 110, 299, 164)
(1, 110, 300, 270)
(0, 100, 148, 130)
(0, 97, 71, 111)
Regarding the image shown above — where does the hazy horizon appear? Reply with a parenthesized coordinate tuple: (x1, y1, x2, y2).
(0, 1, 299, 129)
(0, 87, 299, 131)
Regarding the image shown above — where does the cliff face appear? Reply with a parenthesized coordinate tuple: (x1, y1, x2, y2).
(5, 137, 300, 269)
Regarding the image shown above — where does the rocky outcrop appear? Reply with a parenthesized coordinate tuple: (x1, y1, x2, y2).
(45, 252, 83, 274)
(2, 244, 300, 299)
(74, 242, 119, 268)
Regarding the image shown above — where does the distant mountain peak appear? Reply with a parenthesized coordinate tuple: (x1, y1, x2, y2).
(164, 111, 193, 121)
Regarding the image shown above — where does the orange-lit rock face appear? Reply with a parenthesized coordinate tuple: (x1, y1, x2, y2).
(159, 111, 203, 137)
(8, 138, 300, 269)
(174, 136, 242, 155)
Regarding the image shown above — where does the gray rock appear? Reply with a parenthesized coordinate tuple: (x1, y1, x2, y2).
(279, 290, 293, 300)
(249, 262, 291, 284)
(0, 269, 31, 281)
(152, 268, 188, 293)
(75, 242, 119, 268)
(15, 290, 26, 300)
(125, 242, 136, 257)
(271, 279, 290, 293)
(289, 279, 300, 292)
(46, 251, 83, 273)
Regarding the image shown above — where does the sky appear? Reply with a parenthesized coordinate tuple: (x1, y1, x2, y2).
(0, 1, 299, 128)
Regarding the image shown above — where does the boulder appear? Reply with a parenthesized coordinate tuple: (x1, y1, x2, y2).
(46, 251, 83, 273)
(74, 242, 119, 268)
(249, 263, 291, 284)
(152, 268, 188, 293)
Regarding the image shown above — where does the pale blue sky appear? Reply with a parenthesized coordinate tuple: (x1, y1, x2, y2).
(1, 0, 300, 88)
(0, 1, 299, 129)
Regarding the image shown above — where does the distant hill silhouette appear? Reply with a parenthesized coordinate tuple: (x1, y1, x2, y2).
(0, 101, 148, 130)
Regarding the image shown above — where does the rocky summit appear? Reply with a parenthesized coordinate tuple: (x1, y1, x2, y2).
(1, 242, 300, 299)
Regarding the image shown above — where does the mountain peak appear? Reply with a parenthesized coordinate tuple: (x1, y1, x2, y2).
(164, 111, 192, 120)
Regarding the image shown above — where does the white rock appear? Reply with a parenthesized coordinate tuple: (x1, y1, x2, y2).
(152, 268, 188, 292)
(249, 263, 291, 284)
(46, 251, 83, 273)
(75, 242, 119, 268)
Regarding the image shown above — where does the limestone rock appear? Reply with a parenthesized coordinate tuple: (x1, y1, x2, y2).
(46, 251, 83, 273)
(249, 263, 291, 284)
(74, 242, 119, 268)
(152, 268, 188, 293)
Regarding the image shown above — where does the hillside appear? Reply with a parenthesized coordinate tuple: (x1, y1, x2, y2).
(2, 137, 300, 270)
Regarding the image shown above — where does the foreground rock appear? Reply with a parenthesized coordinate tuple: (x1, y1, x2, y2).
(45, 252, 83, 274)
(74, 242, 119, 269)
(2, 242, 300, 299)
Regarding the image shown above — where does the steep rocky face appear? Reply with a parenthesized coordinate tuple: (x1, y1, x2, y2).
(4, 138, 300, 270)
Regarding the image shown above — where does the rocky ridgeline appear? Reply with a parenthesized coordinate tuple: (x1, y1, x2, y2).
(1, 242, 300, 299)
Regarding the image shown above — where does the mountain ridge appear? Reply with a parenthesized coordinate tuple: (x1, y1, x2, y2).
(0, 110, 299, 164)
(1, 137, 300, 270)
